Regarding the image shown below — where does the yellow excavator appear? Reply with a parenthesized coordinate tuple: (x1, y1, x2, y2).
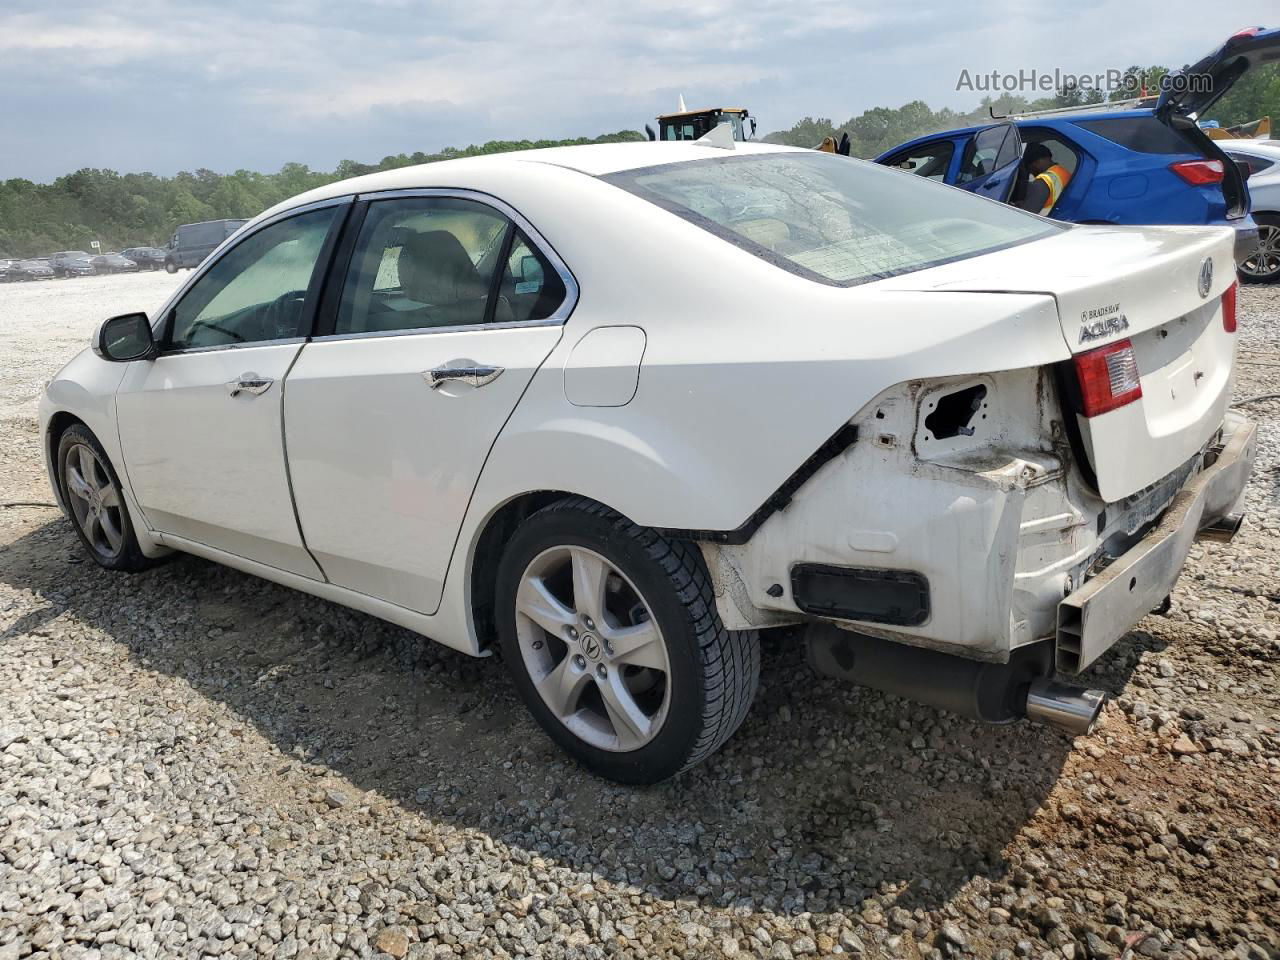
(646, 97, 757, 142)
(1203, 116, 1271, 140)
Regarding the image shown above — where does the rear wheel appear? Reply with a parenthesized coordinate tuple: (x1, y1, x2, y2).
(495, 498, 759, 784)
(1241, 214, 1280, 283)
(57, 425, 154, 572)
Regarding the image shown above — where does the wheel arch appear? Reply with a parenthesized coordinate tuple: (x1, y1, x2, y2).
(44, 410, 88, 513)
(468, 490, 612, 651)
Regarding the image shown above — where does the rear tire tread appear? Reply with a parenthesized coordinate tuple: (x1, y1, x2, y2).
(523, 496, 759, 776)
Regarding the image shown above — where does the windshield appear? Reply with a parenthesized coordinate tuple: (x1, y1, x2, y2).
(605, 151, 1062, 286)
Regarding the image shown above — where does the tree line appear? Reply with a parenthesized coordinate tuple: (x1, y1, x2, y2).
(0, 132, 645, 259)
(765, 63, 1279, 156)
(2, 60, 1276, 259)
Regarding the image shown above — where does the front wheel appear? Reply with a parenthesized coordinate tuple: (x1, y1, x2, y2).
(1240, 214, 1280, 283)
(57, 425, 155, 572)
(495, 498, 759, 784)
(164, 260, 178, 274)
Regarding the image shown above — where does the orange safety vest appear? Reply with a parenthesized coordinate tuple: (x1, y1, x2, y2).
(1034, 164, 1072, 214)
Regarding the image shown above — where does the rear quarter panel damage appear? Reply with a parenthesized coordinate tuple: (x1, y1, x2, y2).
(700, 366, 1085, 661)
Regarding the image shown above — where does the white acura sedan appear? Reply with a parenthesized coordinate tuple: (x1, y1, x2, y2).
(41, 141, 1256, 783)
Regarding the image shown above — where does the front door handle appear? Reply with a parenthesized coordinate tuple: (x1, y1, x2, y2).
(226, 374, 274, 397)
(426, 359, 504, 390)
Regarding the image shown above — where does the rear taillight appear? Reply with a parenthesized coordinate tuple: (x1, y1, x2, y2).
(1170, 159, 1225, 185)
(1074, 339, 1143, 417)
(1222, 282, 1238, 333)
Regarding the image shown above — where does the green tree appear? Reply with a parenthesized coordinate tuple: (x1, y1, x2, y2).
(0, 129, 644, 258)
(1206, 62, 1280, 128)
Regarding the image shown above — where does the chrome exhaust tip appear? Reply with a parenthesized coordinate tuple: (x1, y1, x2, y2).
(1197, 513, 1244, 543)
(1025, 679, 1106, 736)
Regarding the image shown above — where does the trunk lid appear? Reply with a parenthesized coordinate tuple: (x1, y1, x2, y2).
(1155, 26, 1280, 120)
(877, 223, 1239, 502)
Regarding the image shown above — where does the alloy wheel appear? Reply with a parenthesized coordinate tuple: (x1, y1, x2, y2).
(514, 545, 671, 752)
(64, 443, 125, 559)
(1242, 224, 1280, 280)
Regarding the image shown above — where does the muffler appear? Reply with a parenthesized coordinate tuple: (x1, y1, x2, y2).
(806, 624, 1106, 734)
(1197, 513, 1244, 543)
(1024, 679, 1105, 736)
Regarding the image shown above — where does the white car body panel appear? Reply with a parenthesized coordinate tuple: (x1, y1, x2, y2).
(37, 141, 1254, 671)
(114, 343, 324, 579)
(462, 290, 1068, 530)
(284, 324, 564, 614)
(563, 326, 646, 407)
(876, 223, 1239, 502)
(1219, 139, 1280, 214)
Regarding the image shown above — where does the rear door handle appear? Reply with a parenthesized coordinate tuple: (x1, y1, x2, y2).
(426, 360, 504, 390)
(226, 374, 274, 397)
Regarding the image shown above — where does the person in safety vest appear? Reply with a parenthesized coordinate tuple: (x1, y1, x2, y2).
(1018, 142, 1071, 215)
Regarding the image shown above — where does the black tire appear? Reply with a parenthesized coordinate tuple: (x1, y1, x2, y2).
(495, 497, 759, 784)
(56, 424, 155, 572)
(1240, 213, 1280, 284)
(164, 260, 178, 274)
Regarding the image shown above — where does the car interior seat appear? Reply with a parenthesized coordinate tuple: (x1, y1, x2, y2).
(398, 230, 498, 326)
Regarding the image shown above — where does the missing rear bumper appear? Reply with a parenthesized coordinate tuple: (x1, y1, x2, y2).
(1056, 414, 1256, 673)
(806, 624, 1106, 734)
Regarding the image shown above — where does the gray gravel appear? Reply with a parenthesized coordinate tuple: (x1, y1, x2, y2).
(1, 274, 1278, 960)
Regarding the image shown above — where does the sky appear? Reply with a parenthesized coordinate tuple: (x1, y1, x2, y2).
(0, 0, 1270, 183)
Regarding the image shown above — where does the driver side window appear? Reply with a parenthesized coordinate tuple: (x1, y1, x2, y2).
(957, 126, 1016, 186)
(167, 208, 337, 350)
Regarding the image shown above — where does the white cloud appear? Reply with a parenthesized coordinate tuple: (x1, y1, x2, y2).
(0, 0, 1269, 180)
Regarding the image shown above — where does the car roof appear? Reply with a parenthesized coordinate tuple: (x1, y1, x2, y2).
(879, 108, 1157, 158)
(258, 140, 805, 222)
(1215, 139, 1280, 159)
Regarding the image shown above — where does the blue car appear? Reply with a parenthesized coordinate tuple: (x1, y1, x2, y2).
(874, 27, 1280, 266)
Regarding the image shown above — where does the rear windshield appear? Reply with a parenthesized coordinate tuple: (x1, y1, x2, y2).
(1073, 117, 1199, 155)
(604, 152, 1061, 286)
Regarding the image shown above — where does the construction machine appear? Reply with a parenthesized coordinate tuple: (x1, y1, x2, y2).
(1203, 116, 1271, 140)
(646, 98, 756, 142)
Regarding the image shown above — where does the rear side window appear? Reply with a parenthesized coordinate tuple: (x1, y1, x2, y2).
(1073, 117, 1198, 155)
(501, 229, 567, 323)
(606, 152, 1061, 287)
(1226, 152, 1276, 177)
(336, 196, 510, 335)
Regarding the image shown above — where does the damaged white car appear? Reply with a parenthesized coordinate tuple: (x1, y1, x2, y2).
(40, 141, 1256, 783)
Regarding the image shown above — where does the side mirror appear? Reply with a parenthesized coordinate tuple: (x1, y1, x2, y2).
(93, 312, 155, 362)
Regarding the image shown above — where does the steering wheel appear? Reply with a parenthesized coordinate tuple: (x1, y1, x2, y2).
(258, 290, 308, 340)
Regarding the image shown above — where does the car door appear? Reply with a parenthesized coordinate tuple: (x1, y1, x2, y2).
(114, 201, 347, 577)
(954, 123, 1024, 204)
(284, 192, 573, 615)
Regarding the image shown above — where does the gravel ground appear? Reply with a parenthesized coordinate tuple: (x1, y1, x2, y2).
(0, 273, 1277, 960)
